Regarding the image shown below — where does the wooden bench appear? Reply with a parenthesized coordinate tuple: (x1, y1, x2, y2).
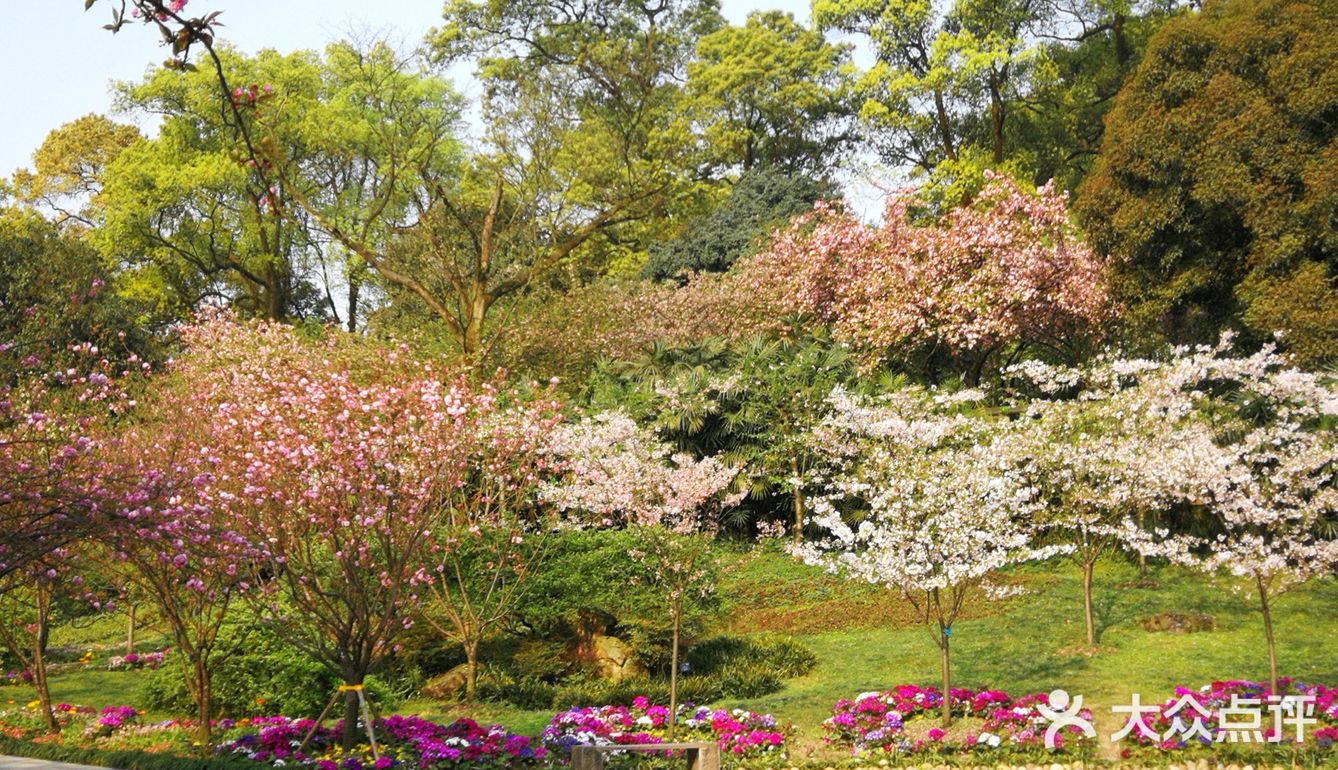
(570, 742, 721, 770)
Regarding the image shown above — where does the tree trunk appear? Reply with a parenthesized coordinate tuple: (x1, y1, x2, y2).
(1113, 13, 1130, 69)
(989, 74, 1005, 165)
(1136, 508, 1148, 580)
(191, 655, 212, 746)
(939, 628, 952, 729)
(464, 637, 480, 704)
(668, 597, 681, 742)
(32, 587, 56, 731)
(462, 291, 489, 363)
(346, 275, 361, 333)
(1256, 573, 1279, 694)
(126, 604, 137, 656)
(1082, 552, 1096, 647)
(789, 455, 804, 545)
(341, 675, 365, 750)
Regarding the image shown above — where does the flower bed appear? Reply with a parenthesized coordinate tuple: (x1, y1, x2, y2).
(107, 650, 169, 671)
(217, 714, 544, 769)
(1116, 679, 1338, 760)
(824, 685, 1094, 758)
(0, 702, 544, 769)
(543, 697, 789, 758)
(1, 670, 33, 687)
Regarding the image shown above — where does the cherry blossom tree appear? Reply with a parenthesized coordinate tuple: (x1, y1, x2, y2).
(745, 172, 1114, 382)
(412, 384, 567, 703)
(793, 386, 1066, 727)
(544, 412, 740, 739)
(1001, 356, 1210, 646)
(1009, 338, 1338, 689)
(154, 317, 502, 748)
(0, 343, 140, 583)
(1134, 339, 1338, 694)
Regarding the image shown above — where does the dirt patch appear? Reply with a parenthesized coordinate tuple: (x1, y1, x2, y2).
(1136, 611, 1215, 633)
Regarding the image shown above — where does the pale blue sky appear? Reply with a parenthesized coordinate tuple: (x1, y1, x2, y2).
(0, 0, 814, 178)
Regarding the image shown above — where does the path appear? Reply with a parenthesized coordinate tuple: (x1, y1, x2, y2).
(0, 757, 108, 770)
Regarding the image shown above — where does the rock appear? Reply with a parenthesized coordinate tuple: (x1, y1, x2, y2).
(1137, 612, 1216, 633)
(589, 633, 648, 682)
(421, 663, 470, 700)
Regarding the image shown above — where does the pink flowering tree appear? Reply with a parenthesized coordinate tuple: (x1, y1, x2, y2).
(0, 548, 103, 731)
(794, 386, 1067, 728)
(412, 383, 568, 703)
(0, 344, 139, 584)
(105, 391, 258, 746)
(0, 338, 146, 732)
(155, 317, 500, 748)
(745, 172, 1113, 382)
(544, 412, 741, 739)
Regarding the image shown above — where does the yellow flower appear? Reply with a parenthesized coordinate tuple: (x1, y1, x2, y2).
(25, 700, 39, 710)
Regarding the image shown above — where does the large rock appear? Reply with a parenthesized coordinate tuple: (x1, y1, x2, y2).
(421, 663, 470, 700)
(589, 633, 648, 682)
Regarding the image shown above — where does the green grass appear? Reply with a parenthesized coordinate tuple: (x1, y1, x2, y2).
(726, 552, 1338, 748)
(7, 549, 1338, 754)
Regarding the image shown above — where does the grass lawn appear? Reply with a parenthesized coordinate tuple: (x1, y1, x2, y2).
(6, 547, 1338, 753)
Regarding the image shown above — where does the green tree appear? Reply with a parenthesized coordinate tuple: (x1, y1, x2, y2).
(683, 11, 855, 175)
(0, 207, 155, 377)
(429, 0, 723, 281)
(1077, 0, 1338, 362)
(11, 114, 141, 230)
(817, 0, 1186, 199)
(98, 46, 334, 322)
(642, 167, 832, 281)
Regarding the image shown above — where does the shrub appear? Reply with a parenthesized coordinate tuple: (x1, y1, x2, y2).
(0, 737, 253, 770)
(687, 635, 817, 679)
(141, 627, 398, 718)
(548, 677, 715, 711)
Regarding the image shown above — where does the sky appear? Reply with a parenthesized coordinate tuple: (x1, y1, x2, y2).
(0, 0, 814, 180)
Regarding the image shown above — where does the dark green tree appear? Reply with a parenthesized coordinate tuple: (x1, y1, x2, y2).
(1077, 0, 1338, 362)
(0, 207, 156, 378)
(642, 167, 832, 281)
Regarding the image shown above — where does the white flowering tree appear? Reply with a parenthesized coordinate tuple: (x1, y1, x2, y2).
(794, 387, 1065, 728)
(1001, 356, 1213, 647)
(1014, 338, 1338, 690)
(1146, 340, 1338, 693)
(544, 412, 741, 738)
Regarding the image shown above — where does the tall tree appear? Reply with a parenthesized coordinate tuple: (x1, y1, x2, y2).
(228, 38, 670, 361)
(98, 46, 333, 322)
(683, 11, 855, 175)
(1077, 0, 1338, 363)
(10, 114, 141, 230)
(816, 0, 1185, 198)
(642, 167, 831, 281)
